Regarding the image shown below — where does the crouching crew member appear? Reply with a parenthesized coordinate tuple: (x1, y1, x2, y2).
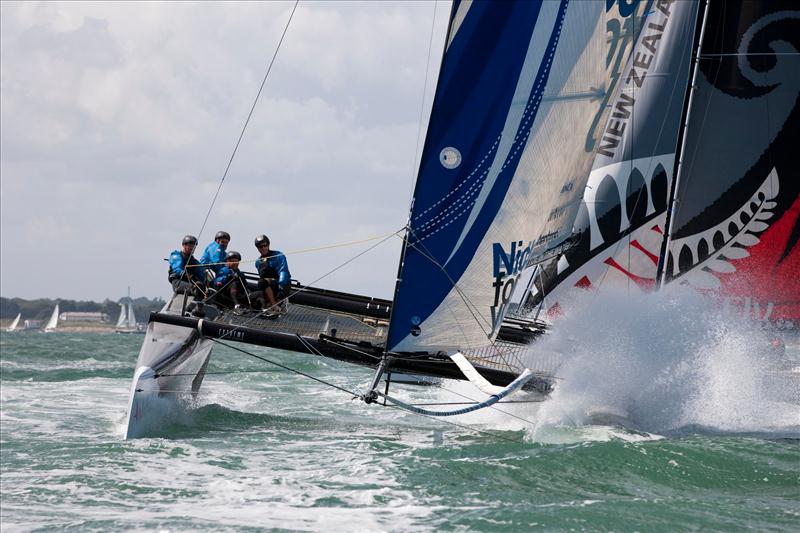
(254, 234, 291, 314)
(169, 235, 204, 295)
(212, 251, 250, 313)
(200, 230, 231, 282)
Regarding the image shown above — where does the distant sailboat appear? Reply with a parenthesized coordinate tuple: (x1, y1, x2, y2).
(44, 304, 59, 333)
(117, 289, 143, 334)
(115, 303, 127, 329)
(6, 313, 21, 332)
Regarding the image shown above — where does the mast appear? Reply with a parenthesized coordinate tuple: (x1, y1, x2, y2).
(656, 0, 711, 287)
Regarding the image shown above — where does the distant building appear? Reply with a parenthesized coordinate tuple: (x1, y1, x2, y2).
(24, 320, 42, 329)
(58, 312, 110, 323)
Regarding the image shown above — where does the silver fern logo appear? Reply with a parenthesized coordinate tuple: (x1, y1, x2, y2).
(666, 169, 779, 290)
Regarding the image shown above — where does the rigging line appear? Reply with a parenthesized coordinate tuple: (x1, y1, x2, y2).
(196, 0, 300, 240)
(294, 327, 540, 428)
(294, 334, 367, 396)
(406, 0, 439, 206)
(211, 338, 359, 397)
(156, 369, 283, 377)
(401, 227, 523, 371)
(185, 230, 400, 270)
(213, 337, 521, 445)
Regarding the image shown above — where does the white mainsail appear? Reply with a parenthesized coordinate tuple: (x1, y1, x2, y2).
(388, 1, 613, 352)
(6, 313, 21, 332)
(115, 303, 127, 329)
(126, 301, 137, 329)
(44, 304, 59, 332)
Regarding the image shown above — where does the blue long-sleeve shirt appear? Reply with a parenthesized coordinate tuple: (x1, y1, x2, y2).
(213, 266, 247, 289)
(200, 241, 227, 276)
(255, 251, 291, 289)
(168, 251, 202, 281)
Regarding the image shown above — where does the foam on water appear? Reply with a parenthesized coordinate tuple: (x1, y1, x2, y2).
(526, 287, 798, 438)
(419, 287, 798, 443)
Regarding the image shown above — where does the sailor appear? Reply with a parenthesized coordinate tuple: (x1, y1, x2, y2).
(212, 251, 250, 314)
(254, 234, 291, 315)
(168, 235, 204, 295)
(200, 230, 231, 281)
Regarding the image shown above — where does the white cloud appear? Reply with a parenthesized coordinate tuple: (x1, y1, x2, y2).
(0, 0, 449, 301)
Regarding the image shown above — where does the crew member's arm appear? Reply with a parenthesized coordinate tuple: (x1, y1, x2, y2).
(276, 255, 291, 290)
(169, 252, 186, 276)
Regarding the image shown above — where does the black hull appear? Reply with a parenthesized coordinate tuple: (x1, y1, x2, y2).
(150, 312, 553, 394)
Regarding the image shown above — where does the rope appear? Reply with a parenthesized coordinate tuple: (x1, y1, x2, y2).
(211, 337, 528, 443)
(196, 0, 300, 241)
(405, 0, 439, 206)
(176, 230, 399, 270)
(211, 338, 359, 397)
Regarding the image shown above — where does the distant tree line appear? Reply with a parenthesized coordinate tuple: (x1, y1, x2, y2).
(0, 297, 166, 323)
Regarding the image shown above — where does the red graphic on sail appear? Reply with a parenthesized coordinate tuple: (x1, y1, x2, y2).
(713, 196, 800, 322)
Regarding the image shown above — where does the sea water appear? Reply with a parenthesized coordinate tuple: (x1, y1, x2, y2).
(1, 292, 799, 531)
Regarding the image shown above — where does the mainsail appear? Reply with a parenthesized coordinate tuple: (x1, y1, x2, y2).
(44, 304, 59, 332)
(115, 303, 127, 329)
(661, 2, 800, 327)
(126, 301, 137, 329)
(520, 0, 701, 315)
(7, 313, 21, 332)
(388, 0, 613, 352)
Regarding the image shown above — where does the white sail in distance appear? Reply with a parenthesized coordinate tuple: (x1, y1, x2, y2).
(7, 313, 21, 332)
(115, 303, 127, 329)
(44, 304, 59, 332)
(126, 301, 137, 329)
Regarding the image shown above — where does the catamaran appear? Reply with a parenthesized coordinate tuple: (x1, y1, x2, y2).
(6, 313, 21, 332)
(124, 0, 799, 439)
(43, 304, 59, 333)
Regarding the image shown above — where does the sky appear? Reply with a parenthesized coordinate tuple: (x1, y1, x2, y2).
(0, 0, 451, 302)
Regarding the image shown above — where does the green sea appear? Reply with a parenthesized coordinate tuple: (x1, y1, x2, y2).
(1, 327, 798, 531)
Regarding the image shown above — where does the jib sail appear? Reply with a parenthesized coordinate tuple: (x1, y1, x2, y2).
(521, 0, 700, 315)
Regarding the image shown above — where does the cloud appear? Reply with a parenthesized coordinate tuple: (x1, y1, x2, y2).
(0, 1, 449, 301)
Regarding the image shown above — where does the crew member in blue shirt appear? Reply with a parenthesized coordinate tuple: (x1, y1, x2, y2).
(212, 251, 249, 313)
(200, 231, 231, 282)
(168, 235, 204, 295)
(254, 234, 291, 315)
